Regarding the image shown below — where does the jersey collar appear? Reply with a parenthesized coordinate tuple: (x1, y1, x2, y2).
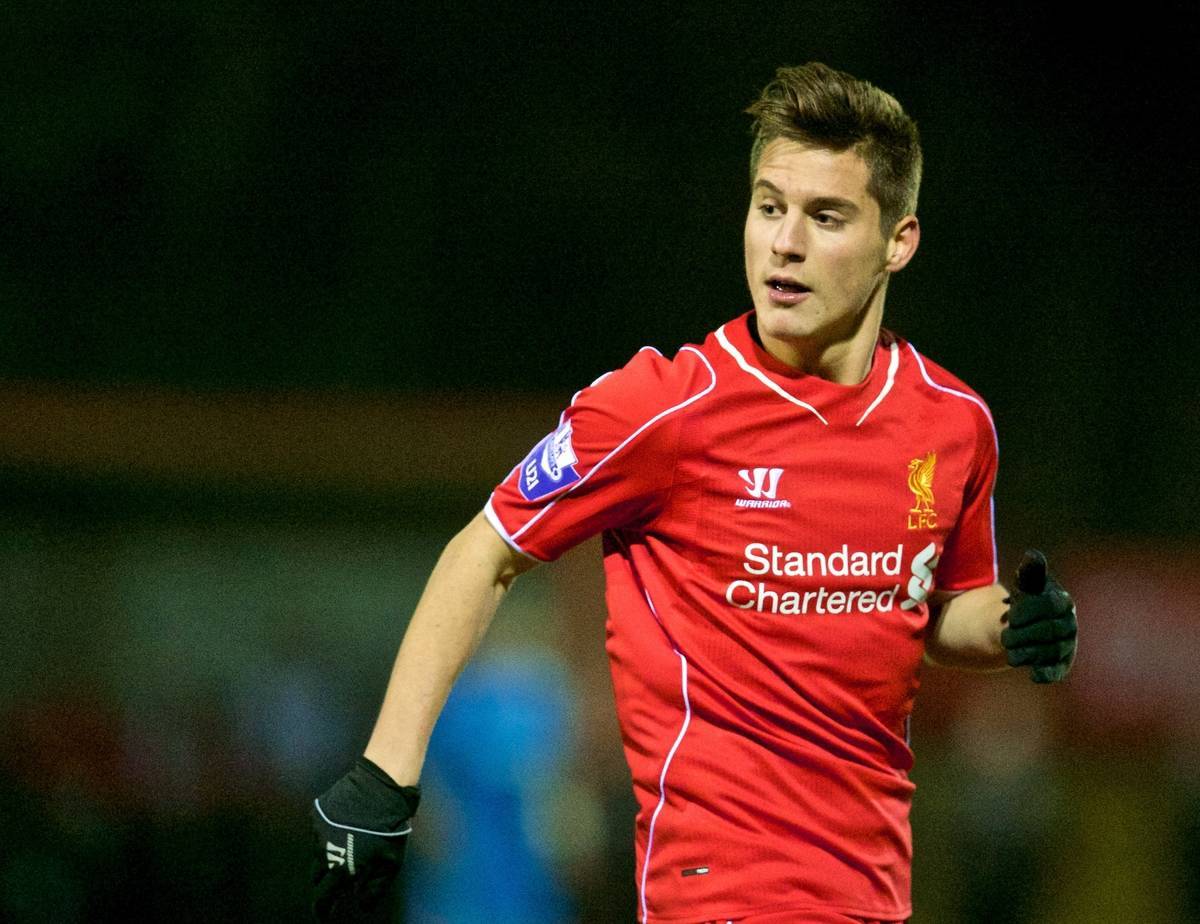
(715, 312, 901, 426)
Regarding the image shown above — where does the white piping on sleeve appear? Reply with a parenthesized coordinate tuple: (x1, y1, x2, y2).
(483, 498, 546, 562)
(988, 495, 999, 582)
(512, 347, 717, 543)
(714, 324, 829, 424)
(855, 341, 900, 426)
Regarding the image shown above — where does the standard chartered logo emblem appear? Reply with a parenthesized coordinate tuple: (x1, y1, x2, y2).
(724, 541, 942, 615)
(899, 542, 939, 610)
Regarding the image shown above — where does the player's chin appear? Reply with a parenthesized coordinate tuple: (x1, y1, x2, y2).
(757, 302, 821, 340)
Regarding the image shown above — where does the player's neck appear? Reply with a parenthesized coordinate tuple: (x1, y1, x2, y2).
(754, 301, 885, 385)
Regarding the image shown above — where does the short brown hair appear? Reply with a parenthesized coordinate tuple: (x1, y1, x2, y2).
(746, 63, 923, 233)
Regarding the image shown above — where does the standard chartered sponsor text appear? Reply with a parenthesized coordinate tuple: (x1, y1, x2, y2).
(726, 542, 937, 615)
(743, 542, 903, 577)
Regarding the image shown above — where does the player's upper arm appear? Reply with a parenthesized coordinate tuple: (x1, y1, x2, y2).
(456, 508, 540, 589)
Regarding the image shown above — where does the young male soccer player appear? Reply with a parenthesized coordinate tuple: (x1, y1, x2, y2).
(311, 63, 1078, 923)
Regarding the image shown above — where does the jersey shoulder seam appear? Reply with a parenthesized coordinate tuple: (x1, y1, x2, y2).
(508, 346, 717, 545)
(904, 342, 998, 454)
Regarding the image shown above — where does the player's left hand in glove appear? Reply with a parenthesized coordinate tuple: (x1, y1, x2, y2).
(311, 756, 421, 922)
(1001, 549, 1078, 684)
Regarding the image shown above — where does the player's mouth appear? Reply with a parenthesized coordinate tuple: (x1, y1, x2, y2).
(766, 276, 811, 305)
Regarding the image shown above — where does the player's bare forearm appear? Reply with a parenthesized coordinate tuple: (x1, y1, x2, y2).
(362, 510, 537, 785)
(924, 583, 1010, 671)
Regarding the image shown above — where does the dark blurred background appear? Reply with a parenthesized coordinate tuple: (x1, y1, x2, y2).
(2, 3, 1197, 922)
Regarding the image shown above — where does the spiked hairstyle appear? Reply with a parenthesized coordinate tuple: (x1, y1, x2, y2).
(746, 63, 923, 233)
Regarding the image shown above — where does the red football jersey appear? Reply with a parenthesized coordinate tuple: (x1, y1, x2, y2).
(486, 312, 998, 923)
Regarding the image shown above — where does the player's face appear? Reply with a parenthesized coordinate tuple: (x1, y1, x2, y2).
(744, 138, 917, 363)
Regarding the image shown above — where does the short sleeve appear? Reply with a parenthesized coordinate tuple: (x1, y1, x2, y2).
(485, 346, 714, 562)
(935, 406, 999, 591)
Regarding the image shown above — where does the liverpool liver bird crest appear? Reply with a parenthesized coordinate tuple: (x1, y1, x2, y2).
(907, 451, 937, 529)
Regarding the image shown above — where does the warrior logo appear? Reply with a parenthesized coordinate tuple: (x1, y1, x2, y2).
(736, 467, 790, 509)
(907, 451, 937, 529)
(739, 467, 783, 499)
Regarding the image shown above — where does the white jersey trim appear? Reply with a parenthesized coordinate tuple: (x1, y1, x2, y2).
(714, 324, 829, 424)
(855, 341, 900, 426)
(483, 499, 546, 563)
(510, 346, 717, 544)
(906, 343, 998, 454)
(908, 343, 1000, 582)
(637, 586, 693, 924)
(988, 496, 998, 582)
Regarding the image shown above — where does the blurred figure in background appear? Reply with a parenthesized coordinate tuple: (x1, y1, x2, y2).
(404, 648, 578, 924)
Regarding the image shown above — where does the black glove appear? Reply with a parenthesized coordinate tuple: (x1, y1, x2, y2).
(311, 756, 421, 922)
(1001, 549, 1078, 684)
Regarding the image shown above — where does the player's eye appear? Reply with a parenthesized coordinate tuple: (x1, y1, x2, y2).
(758, 203, 781, 217)
(814, 212, 846, 228)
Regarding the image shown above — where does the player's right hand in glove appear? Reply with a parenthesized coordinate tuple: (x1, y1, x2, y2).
(1001, 549, 1078, 684)
(311, 756, 421, 922)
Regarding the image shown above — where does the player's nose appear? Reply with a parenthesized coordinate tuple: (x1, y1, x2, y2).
(771, 215, 806, 261)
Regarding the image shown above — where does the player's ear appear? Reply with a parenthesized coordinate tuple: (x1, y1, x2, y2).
(884, 215, 920, 273)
